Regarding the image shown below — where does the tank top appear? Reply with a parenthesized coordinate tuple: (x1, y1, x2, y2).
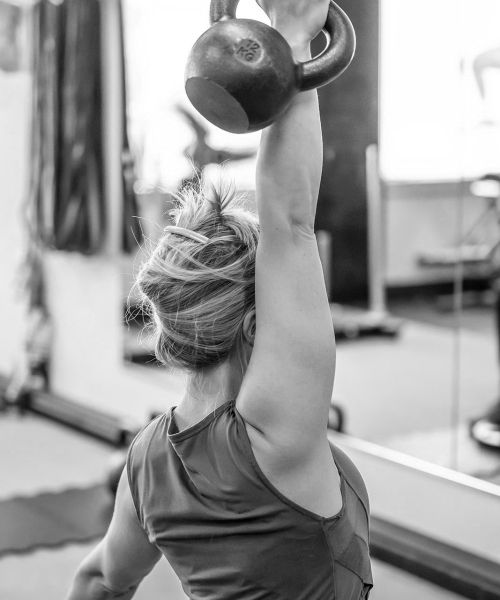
(126, 399, 373, 600)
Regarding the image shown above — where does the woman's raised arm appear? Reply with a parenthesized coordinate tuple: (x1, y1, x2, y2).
(237, 0, 336, 453)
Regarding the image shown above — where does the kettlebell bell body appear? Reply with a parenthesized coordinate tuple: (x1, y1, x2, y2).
(186, 19, 297, 134)
(185, 0, 356, 134)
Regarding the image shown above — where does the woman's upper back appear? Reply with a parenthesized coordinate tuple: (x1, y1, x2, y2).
(127, 400, 373, 600)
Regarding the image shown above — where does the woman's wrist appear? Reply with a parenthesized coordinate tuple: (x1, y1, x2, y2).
(271, 19, 312, 59)
(274, 29, 312, 60)
(289, 42, 312, 62)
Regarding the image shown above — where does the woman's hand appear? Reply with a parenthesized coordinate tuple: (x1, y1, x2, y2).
(257, 0, 330, 48)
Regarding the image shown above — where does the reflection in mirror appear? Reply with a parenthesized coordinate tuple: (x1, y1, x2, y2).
(374, 0, 500, 485)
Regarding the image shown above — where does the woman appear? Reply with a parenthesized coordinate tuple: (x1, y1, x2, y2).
(67, 0, 373, 598)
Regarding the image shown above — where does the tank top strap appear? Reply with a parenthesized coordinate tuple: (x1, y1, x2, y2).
(126, 414, 165, 530)
(329, 441, 371, 519)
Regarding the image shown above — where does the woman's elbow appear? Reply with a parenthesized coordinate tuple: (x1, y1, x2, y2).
(66, 566, 106, 600)
(67, 565, 137, 600)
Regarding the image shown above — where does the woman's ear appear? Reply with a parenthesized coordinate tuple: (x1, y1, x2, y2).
(242, 308, 256, 346)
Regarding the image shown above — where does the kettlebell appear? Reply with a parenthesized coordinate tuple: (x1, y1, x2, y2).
(185, 0, 356, 134)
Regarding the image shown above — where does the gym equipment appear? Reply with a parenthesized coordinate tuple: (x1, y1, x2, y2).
(468, 175, 500, 450)
(470, 404, 500, 450)
(27, 390, 140, 446)
(418, 173, 500, 311)
(417, 172, 500, 449)
(327, 403, 345, 433)
(329, 145, 401, 339)
(175, 103, 256, 193)
(185, 0, 356, 133)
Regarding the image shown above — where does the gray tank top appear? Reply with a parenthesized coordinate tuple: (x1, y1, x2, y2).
(126, 399, 373, 599)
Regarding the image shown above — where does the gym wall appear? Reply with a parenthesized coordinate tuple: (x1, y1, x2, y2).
(0, 50, 30, 374)
(385, 180, 499, 286)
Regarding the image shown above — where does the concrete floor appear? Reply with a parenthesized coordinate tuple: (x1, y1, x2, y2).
(0, 413, 114, 501)
(334, 319, 497, 443)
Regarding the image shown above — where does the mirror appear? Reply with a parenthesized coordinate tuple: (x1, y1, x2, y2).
(121, 0, 500, 491)
(375, 0, 500, 485)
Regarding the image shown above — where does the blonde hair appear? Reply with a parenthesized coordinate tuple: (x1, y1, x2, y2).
(135, 184, 259, 372)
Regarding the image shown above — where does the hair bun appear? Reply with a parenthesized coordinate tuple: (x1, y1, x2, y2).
(135, 182, 259, 371)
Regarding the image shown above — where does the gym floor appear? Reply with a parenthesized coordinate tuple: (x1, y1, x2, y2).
(334, 297, 500, 485)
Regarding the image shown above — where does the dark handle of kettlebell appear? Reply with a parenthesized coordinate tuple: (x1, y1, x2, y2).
(210, 0, 239, 24)
(299, 1, 356, 91)
(209, 0, 355, 89)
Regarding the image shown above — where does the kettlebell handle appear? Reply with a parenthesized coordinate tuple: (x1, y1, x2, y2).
(210, 0, 239, 23)
(209, 0, 356, 91)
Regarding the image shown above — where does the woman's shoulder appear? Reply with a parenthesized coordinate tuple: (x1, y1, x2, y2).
(128, 413, 167, 460)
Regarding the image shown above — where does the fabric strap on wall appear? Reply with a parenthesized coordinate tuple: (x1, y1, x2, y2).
(29, 0, 142, 255)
